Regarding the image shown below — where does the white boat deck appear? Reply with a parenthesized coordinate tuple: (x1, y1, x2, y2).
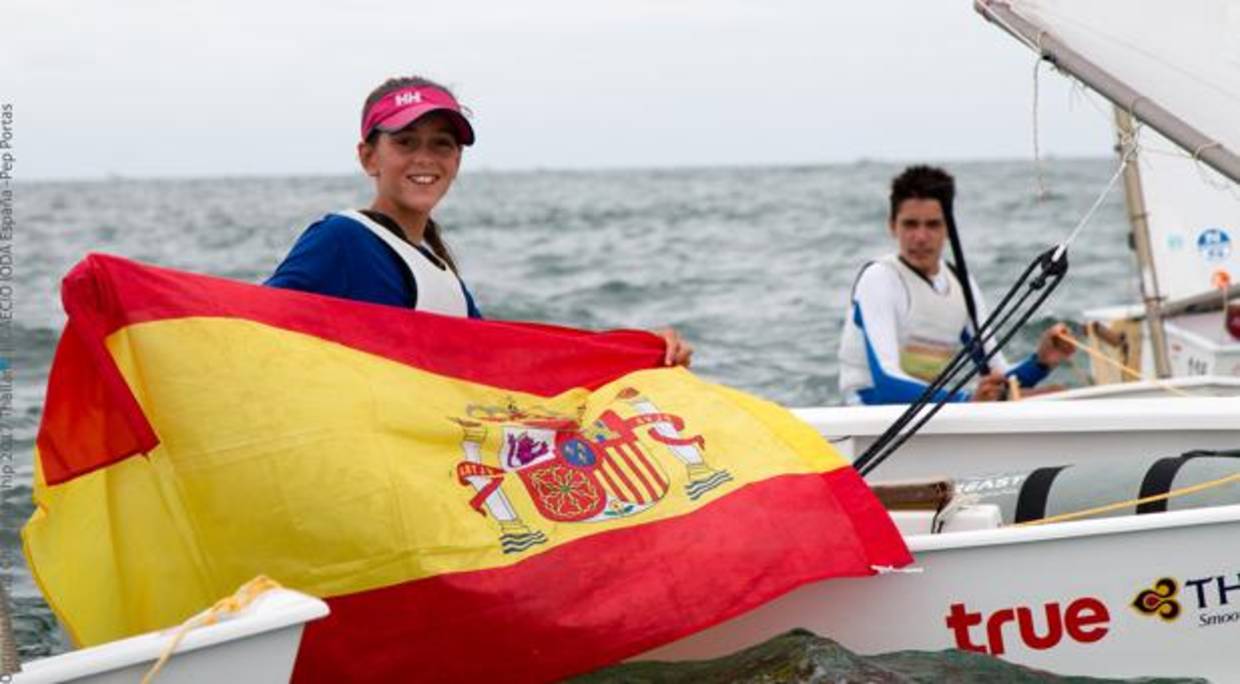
(793, 396, 1240, 480)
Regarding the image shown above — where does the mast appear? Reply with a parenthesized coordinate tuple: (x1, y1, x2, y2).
(1113, 107, 1171, 377)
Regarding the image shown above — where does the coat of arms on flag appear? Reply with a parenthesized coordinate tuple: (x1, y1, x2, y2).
(454, 387, 734, 553)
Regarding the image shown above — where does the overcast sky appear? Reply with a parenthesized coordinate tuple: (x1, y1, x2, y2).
(5, 0, 1118, 180)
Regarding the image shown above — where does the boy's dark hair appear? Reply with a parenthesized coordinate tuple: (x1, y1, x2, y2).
(889, 165, 955, 221)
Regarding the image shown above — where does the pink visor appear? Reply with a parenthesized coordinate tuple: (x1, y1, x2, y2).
(360, 85, 475, 145)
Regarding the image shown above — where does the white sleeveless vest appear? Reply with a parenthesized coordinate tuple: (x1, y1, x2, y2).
(838, 255, 971, 399)
(338, 209, 469, 317)
(887, 255, 969, 381)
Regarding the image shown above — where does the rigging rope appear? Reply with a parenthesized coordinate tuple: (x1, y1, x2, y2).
(1054, 142, 1133, 261)
(943, 200, 988, 376)
(141, 576, 283, 684)
(1032, 42, 1049, 199)
(1052, 330, 1192, 397)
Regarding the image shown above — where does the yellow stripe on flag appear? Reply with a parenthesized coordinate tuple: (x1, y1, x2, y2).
(25, 316, 850, 646)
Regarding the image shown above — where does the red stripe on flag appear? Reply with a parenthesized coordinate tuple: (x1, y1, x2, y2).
(291, 468, 910, 683)
(36, 321, 161, 484)
(64, 255, 666, 394)
(39, 254, 668, 485)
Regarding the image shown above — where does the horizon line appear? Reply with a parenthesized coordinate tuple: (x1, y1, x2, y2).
(20, 154, 1116, 185)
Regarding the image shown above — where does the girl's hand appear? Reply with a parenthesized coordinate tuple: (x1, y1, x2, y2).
(654, 328, 694, 367)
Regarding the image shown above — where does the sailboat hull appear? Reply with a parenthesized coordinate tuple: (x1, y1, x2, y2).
(641, 504, 1240, 681)
(637, 399, 1240, 679)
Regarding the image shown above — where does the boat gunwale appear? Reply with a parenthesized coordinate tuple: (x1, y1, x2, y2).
(16, 589, 329, 682)
(905, 502, 1240, 553)
(793, 396, 1240, 436)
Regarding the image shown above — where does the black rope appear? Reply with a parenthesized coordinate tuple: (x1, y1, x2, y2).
(854, 247, 1068, 477)
(850, 250, 1046, 469)
(943, 200, 989, 374)
(857, 270, 1065, 476)
(853, 247, 1069, 478)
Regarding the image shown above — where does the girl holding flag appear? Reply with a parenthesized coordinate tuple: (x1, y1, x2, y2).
(266, 75, 693, 366)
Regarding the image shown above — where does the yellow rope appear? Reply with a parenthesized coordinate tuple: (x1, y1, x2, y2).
(1054, 331, 1192, 397)
(141, 576, 283, 684)
(1014, 473, 1240, 527)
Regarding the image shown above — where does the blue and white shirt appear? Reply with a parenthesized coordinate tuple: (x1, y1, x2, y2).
(837, 255, 1048, 405)
(265, 210, 482, 318)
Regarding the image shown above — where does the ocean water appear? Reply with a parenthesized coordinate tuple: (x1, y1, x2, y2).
(4, 158, 1139, 660)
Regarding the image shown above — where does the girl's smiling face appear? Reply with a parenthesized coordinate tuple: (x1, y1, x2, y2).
(359, 113, 462, 230)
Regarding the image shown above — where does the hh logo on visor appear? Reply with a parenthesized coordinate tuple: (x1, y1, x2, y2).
(395, 91, 423, 106)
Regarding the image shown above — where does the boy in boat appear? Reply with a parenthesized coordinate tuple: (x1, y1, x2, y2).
(837, 165, 1074, 405)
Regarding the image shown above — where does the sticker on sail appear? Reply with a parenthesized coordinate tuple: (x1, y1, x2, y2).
(1195, 228, 1232, 263)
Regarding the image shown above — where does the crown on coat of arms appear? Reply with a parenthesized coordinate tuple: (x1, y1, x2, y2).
(460, 397, 582, 429)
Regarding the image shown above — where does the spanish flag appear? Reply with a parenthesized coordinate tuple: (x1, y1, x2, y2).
(25, 254, 909, 682)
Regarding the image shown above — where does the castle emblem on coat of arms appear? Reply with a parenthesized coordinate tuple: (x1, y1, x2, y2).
(452, 388, 733, 554)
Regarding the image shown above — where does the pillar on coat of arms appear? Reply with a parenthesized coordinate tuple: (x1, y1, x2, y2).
(617, 388, 733, 500)
(454, 419, 547, 554)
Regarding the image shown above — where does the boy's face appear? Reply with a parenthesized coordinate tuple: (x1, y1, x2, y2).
(890, 198, 947, 276)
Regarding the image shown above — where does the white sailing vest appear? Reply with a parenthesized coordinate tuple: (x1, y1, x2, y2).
(888, 255, 969, 381)
(338, 209, 469, 317)
(838, 255, 970, 398)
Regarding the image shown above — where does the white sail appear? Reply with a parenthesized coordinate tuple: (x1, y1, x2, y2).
(1004, 0, 1240, 162)
(983, 0, 1240, 301)
(1136, 128, 1240, 301)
